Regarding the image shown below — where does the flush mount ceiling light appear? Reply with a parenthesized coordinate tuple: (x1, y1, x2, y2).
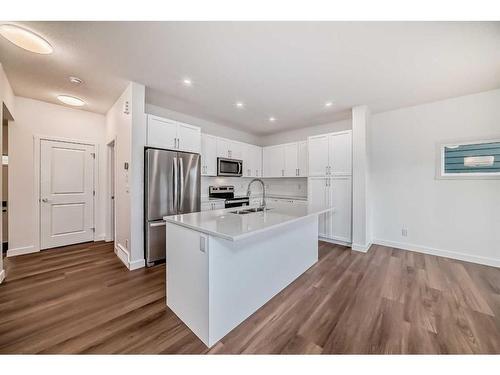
(69, 76, 83, 85)
(269, 117, 276, 122)
(0, 24, 53, 54)
(182, 78, 193, 87)
(57, 95, 85, 107)
(325, 101, 334, 108)
(235, 101, 245, 109)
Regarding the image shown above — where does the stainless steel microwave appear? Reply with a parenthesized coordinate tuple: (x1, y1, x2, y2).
(217, 157, 243, 177)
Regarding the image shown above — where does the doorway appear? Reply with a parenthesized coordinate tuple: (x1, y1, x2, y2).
(39, 138, 96, 249)
(2, 112, 8, 253)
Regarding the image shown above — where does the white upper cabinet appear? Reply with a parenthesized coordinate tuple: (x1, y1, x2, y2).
(308, 130, 352, 177)
(284, 143, 298, 177)
(297, 141, 308, 177)
(263, 145, 285, 177)
(147, 115, 201, 153)
(330, 132, 352, 175)
(308, 135, 329, 176)
(216, 138, 243, 160)
(242, 144, 262, 177)
(264, 141, 308, 178)
(201, 134, 217, 176)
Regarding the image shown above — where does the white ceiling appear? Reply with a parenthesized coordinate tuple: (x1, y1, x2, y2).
(1, 21, 499, 135)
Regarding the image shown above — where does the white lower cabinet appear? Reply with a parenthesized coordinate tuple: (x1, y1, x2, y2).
(308, 176, 351, 243)
(201, 200, 225, 211)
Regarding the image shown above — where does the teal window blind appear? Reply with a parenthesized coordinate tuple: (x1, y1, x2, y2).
(444, 142, 500, 174)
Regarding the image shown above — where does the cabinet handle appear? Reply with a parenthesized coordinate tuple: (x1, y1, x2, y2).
(325, 166, 328, 175)
(281, 169, 284, 177)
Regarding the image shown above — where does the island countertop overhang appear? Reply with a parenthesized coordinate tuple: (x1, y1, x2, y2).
(163, 205, 334, 241)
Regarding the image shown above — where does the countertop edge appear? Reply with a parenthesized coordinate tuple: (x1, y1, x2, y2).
(163, 206, 333, 242)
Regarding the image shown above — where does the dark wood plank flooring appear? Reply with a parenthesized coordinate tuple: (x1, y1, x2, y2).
(1, 240, 499, 354)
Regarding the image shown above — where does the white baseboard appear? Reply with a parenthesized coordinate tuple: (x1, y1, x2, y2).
(7, 245, 39, 257)
(94, 233, 107, 242)
(0, 269, 5, 283)
(114, 243, 130, 268)
(129, 258, 146, 270)
(114, 243, 145, 271)
(319, 237, 351, 247)
(373, 238, 500, 268)
(351, 242, 373, 253)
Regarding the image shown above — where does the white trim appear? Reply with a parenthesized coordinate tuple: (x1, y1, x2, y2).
(0, 269, 5, 283)
(114, 243, 129, 268)
(94, 233, 107, 242)
(7, 245, 39, 257)
(319, 237, 351, 247)
(106, 139, 116, 242)
(373, 238, 500, 268)
(351, 242, 372, 253)
(33, 135, 98, 251)
(114, 243, 146, 271)
(129, 258, 146, 270)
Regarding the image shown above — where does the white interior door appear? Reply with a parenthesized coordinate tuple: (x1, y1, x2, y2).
(40, 139, 95, 250)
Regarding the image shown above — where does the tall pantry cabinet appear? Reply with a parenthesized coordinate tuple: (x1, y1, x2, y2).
(307, 130, 352, 244)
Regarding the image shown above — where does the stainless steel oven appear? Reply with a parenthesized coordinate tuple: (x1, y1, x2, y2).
(217, 157, 243, 177)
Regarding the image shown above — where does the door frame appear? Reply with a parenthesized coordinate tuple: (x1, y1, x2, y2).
(106, 139, 116, 243)
(33, 135, 98, 253)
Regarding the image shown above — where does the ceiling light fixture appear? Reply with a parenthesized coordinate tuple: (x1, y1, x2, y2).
(183, 78, 192, 87)
(0, 24, 53, 54)
(325, 101, 334, 108)
(235, 101, 244, 109)
(269, 117, 276, 122)
(69, 76, 83, 85)
(57, 95, 85, 107)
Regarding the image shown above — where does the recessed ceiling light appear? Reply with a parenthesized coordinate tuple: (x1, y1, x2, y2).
(183, 78, 192, 87)
(0, 24, 53, 54)
(57, 95, 85, 107)
(325, 101, 334, 108)
(269, 117, 276, 122)
(235, 101, 244, 109)
(69, 76, 83, 85)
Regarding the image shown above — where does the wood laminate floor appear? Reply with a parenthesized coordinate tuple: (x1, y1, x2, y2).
(1, 241, 500, 354)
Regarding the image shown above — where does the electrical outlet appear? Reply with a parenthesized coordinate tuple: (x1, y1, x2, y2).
(401, 228, 408, 237)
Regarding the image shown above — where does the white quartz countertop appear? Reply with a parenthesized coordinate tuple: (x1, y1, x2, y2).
(164, 204, 332, 241)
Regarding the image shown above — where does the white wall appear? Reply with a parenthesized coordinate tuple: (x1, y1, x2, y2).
(370, 89, 500, 266)
(258, 119, 351, 146)
(0, 63, 16, 282)
(146, 103, 260, 145)
(8, 97, 107, 256)
(105, 83, 146, 269)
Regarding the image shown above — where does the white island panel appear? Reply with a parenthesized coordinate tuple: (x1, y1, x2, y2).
(208, 215, 318, 346)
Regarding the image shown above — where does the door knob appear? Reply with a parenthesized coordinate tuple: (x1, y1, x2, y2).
(41, 198, 49, 203)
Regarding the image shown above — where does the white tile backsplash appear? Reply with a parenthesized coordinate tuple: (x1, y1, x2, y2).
(201, 177, 307, 198)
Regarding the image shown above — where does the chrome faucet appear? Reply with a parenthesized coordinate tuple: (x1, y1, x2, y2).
(247, 178, 266, 208)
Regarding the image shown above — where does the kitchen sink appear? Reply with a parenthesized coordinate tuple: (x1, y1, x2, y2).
(229, 207, 272, 215)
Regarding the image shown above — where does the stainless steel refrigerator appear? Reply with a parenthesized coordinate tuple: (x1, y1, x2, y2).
(145, 148, 201, 265)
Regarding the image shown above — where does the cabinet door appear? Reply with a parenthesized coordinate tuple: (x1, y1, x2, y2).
(308, 135, 329, 176)
(177, 123, 201, 153)
(201, 134, 217, 176)
(308, 177, 329, 237)
(263, 145, 284, 177)
(147, 116, 178, 150)
(252, 145, 263, 177)
(230, 141, 243, 160)
(201, 202, 211, 211)
(240, 143, 252, 177)
(297, 141, 308, 177)
(329, 177, 352, 243)
(216, 138, 231, 158)
(283, 143, 298, 177)
(212, 201, 225, 210)
(330, 131, 352, 176)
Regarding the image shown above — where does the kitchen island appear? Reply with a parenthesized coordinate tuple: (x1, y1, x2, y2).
(163, 204, 334, 347)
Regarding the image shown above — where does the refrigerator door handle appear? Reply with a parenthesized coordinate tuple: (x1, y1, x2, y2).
(178, 156, 184, 210)
(173, 156, 178, 212)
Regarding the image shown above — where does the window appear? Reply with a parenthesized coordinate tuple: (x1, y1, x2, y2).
(438, 139, 500, 179)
